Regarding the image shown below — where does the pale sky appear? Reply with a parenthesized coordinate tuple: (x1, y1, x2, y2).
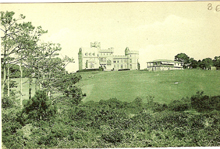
(1, 2, 220, 72)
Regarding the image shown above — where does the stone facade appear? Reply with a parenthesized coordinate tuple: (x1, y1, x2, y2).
(78, 42, 139, 71)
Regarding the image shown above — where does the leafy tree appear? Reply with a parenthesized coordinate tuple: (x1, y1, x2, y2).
(189, 58, 198, 69)
(174, 53, 189, 68)
(200, 58, 213, 70)
(213, 56, 220, 68)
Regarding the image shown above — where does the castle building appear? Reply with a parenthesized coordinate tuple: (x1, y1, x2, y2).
(78, 42, 139, 71)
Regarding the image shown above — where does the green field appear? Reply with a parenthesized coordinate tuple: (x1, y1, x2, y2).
(10, 69, 220, 104)
(77, 69, 220, 104)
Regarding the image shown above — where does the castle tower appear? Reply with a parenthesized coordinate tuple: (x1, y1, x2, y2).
(125, 47, 139, 70)
(125, 47, 130, 56)
(125, 47, 130, 69)
(78, 48, 83, 70)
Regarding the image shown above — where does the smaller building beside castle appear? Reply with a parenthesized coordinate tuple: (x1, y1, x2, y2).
(78, 42, 139, 71)
(146, 59, 183, 71)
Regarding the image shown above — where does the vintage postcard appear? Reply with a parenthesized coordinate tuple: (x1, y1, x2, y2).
(1, 1, 220, 148)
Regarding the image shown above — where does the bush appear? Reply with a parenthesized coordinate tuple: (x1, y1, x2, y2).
(152, 102, 168, 112)
(131, 97, 143, 108)
(21, 90, 57, 123)
(102, 129, 123, 144)
(2, 108, 23, 148)
(2, 96, 14, 108)
(64, 86, 83, 105)
(118, 69, 130, 71)
(168, 100, 189, 111)
(76, 68, 101, 72)
(191, 91, 220, 112)
(99, 66, 104, 71)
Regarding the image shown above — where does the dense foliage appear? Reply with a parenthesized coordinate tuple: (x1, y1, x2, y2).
(174, 53, 220, 70)
(2, 91, 220, 148)
(21, 90, 57, 122)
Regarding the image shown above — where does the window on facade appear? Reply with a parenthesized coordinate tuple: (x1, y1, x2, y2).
(130, 64, 132, 69)
(117, 60, 119, 63)
(117, 64, 119, 68)
(100, 58, 106, 62)
(85, 53, 88, 56)
(93, 53, 95, 56)
(130, 59, 132, 63)
(113, 61, 116, 63)
(121, 64, 123, 69)
(124, 59, 127, 63)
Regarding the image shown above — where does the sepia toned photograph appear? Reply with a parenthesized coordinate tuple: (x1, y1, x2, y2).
(1, 1, 220, 148)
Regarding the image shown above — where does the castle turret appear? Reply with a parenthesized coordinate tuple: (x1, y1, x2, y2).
(125, 47, 130, 56)
(78, 48, 83, 70)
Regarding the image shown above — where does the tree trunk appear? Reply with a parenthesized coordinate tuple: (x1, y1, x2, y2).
(35, 76, 38, 92)
(2, 38, 7, 98)
(20, 59, 23, 108)
(7, 66, 10, 97)
(29, 77, 32, 100)
(2, 63, 6, 97)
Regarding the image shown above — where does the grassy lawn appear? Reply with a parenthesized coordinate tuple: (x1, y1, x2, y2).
(77, 69, 220, 104)
(9, 69, 220, 104)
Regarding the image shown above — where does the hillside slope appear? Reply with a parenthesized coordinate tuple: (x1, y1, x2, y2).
(77, 70, 220, 103)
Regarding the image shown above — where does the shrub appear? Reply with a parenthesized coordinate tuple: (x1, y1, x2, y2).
(102, 129, 123, 144)
(152, 102, 168, 112)
(132, 97, 143, 107)
(191, 91, 220, 112)
(2, 96, 14, 108)
(2, 108, 23, 148)
(76, 68, 101, 72)
(64, 86, 83, 105)
(21, 90, 57, 123)
(168, 100, 189, 111)
(118, 69, 130, 71)
(99, 66, 104, 71)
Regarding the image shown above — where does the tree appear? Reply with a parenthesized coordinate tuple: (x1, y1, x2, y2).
(200, 58, 213, 70)
(20, 26, 47, 100)
(213, 56, 220, 69)
(1, 11, 47, 107)
(174, 53, 190, 68)
(35, 43, 62, 98)
(21, 90, 57, 122)
(189, 58, 198, 69)
(1, 11, 25, 98)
